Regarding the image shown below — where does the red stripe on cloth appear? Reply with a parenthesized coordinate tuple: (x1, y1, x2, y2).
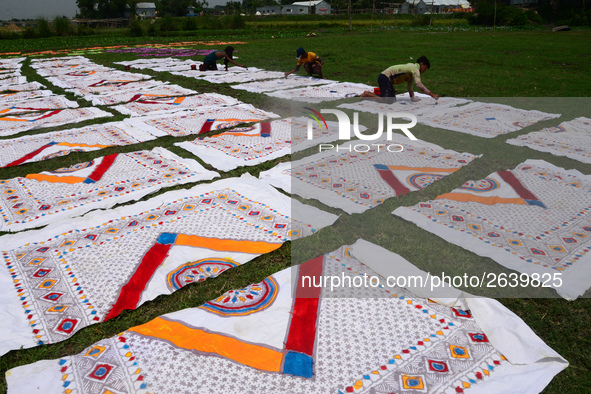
(87, 154, 118, 182)
(260, 121, 271, 135)
(36, 109, 63, 121)
(106, 242, 172, 320)
(285, 256, 323, 355)
(127, 94, 143, 103)
(497, 170, 538, 201)
(377, 168, 411, 196)
(4, 143, 56, 168)
(200, 121, 214, 134)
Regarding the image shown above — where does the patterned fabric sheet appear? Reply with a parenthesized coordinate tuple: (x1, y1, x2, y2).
(169, 66, 253, 80)
(0, 89, 54, 104)
(175, 116, 358, 171)
(112, 93, 241, 117)
(266, 82, 374, 103)
(5, 240, 568, 393)
(67, 79, 167, 97)
(0, 147, 219, 232)
(232, 75, 336, 93)
(506, 117, 591, 164)
(46, 72, 153, 89)
(0, 121, 156, 168)
(201, 69, 284, 84)
(0, 107, 112, 137)
(0, 71, 22, 79)
(114, 57, 184, 68)
(34, 65, 113, 77)
(273, 135, 479, 214)
(0, 95, 79, 115)
(0, 176, 337, 355)
(338, 92, 471, 116)
(394, 159, 591, 300)
(0, 57, 25, 67)
(2, 81, 46, 92)
(259, 161, 293, 193)
(87, 84, 198, 106)
(125, 104, 280, 137)
(417, 101, 561, 138)
(0, 76, 26, 86)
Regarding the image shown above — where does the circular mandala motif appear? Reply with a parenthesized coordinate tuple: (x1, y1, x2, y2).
(407, 173, 445, 189)
(43, 149, 83, 160)
(199, 277, 279, 316)
(50, 160, 95, 174)
(460, 177, 499, 192)
(167, 258, 238, 291)
(215, 121, 242, 130)
(230, 125, 257, 132)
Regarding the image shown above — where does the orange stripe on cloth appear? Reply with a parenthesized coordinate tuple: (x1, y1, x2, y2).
(174, 234, 282, 254)
(385, 165, 459, 173)
(25, 174, 86, 184)
(214, 132, 260, 137)
(56, 142, 112, 148)
(435, 192, 527, 206)
(129, 317, 284, 372)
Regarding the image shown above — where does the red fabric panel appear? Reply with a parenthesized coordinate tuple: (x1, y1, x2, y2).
(4, 143, 55, 168)
(106, 242, 172, 320)
(87, 153, 118, 182)
(285, 256, 323, 355)
(200, 121, 214, 134)
(377, 168, 411, 196)
(497, 170, 538, 201)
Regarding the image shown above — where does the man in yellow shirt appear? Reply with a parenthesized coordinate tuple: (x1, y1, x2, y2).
(284, 47, 324, 79)
(361, 56, 439, 103)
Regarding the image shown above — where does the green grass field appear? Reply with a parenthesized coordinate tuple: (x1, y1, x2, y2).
(0, 27, 590, 393)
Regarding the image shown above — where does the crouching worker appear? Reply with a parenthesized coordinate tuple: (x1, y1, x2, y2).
(284, 47, 324, 79)
(199, 46, 246, 71)
(361, 56, 439, 103)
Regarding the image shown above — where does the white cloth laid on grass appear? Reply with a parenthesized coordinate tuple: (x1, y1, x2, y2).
(3, 82, 47, 92)
(266, 82, 374, 103)
(417, 101, 561, 138)
(394, 159, 591, 300)
(112, 93, 241, 117)
(66, 79, 167, 97)
(338, 92, 471, 115)
(232, 75, 336, 93)
(259, 161, 293, 193)
(46, 72, 152, 88)
(5, 239, 568, 394)
(87, 84, 198, 105)
(0, 95, 79, 115)
(0, 107, 112, 137)
(0, 175, 316, 355)
(0, 76, 26, 86)
(0, 90, 54, 104)
(174, 116, 355, 171)
(125, 104, 280, 137)
(506, 117, 591, 163)
(201, 69, 283, 84)
(169, 66, 252, 80)
(0, 121, 156, 168)
(284, 134, 480, 214)
(0, 147, 219, 232)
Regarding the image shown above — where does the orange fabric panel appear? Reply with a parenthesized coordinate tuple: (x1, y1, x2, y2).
(25, 174, 86, 184)
(174, 234, 282, 254)
(436, 193, 527, 206)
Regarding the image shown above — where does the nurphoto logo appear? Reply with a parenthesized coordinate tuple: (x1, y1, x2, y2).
(304, 108, 418, 153)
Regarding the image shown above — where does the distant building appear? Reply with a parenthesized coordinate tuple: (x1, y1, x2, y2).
(257, 1, 331, 15)
(136, 2, 156, 18)
(400, 0, 472, 14)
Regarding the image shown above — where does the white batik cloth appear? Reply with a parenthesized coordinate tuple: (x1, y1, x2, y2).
(266, 82, 374, 103)
(0, 71, 22, 79)
(338, 93, 471, 115)
(33, 65, 113, 77)
(0, 90, 54, 104)
(0, 76, 26, 86)
(232, 75, 336, 93)
(260, 161, 293, 192)
(66, 80, 167, 98)
(174, 116, 351, 172)
(281, 135, 479, 214)
(417, 102, 561, 138)
(0, 121, 156, 168)
(0, 107, 112, 137)
(125, 104, 279, 137)
(114, 57, 181, 68)
(0, 95, 79, 115)
(169, 66, 252, 80)
(202, 69, 282, 84)
(46, 72, 153, 89)
(0, 175, 330, 354)
(87, 84, 198, 106)
(112, 93, 241, 117)
(394, 159, 591, 300)
(2, 81, 47, 92)
(506, 117, 591, 164)
(5, 240, 568, 394)
(0, 147, 219, 232)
